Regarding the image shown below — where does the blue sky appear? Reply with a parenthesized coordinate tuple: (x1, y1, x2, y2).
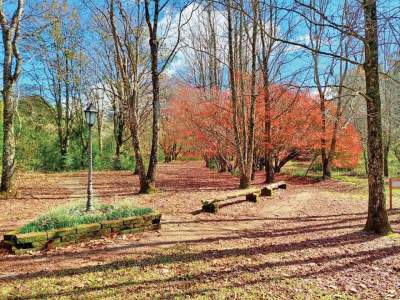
(0, 0, 399, 100)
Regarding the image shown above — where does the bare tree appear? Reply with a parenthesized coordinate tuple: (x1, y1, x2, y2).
(33, 0, 88, 168)
(258, 0, 301, 183)
(107, 0, 152, 192)
(0, 0, 24, 193)
(179, 0, 225, 89)
(142, 0, 195, 192)
(90, 22, 127, 168)
(226, 0, 259, 188)
(305, 0, 353, 180)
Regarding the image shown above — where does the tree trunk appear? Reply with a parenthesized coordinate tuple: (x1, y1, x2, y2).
(259, 1, 275, 184)
(97, 115, 103, 155)
(128, 111, 147, 191)
(1, 87, 16, 192)
(145, 59, 160, 192)
(240, 174, 250, 189)
(363, 149, 368, 175)
(226, 0, 246, 187)
(277, 150, 300, 173)
(113, 106, 124, 170)
(320, 99, 331, 180)
(225, 0, 257, 189)
(265, 153, 274, 182)
(327, 109, 340, 177)
(264, 86, 274, 183)
(217, 155, 226, 172)
(383, 143, 389, 177)
(363, 0, 391, 234)
(322, 156, 331, 179)
(114, 142, 121, 170)
(251, 153, 256, 180)
(144, 0, 161, 193)
(129, 132, 146, 187)
(0, 1, 24, 193)
(60, 138, 69, 169)
(133, 163, 140, 175)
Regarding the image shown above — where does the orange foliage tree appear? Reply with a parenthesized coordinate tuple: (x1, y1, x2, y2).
(254, 87, 362, 172)
(161, 85, 236, 171)
(162, 84, 362, 173)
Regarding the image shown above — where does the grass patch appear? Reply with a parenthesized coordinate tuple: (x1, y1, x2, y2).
(19, 200, 153, 233)
(386, 232, 400, 240)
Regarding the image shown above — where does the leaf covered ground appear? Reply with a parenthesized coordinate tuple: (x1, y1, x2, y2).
(0, 161, 399, 299)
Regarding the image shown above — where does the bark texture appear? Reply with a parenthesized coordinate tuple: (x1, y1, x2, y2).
(363, 0, 391, 234)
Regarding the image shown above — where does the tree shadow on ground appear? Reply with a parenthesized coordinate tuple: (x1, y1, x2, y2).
(7, 229, 397, 299)
(0, 211, 374, 263)
(0, 218, 381, 282)
(4, 208, 398, 266)
(1, 161, 399, 298)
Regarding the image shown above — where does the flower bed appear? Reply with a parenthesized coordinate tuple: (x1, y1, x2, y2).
(4, 212, 161, 254)
(3, 200, 161, 254)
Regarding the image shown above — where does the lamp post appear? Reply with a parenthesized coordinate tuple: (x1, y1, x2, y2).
(84, 103, 98, 212)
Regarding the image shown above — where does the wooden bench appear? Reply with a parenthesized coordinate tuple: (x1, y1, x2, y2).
(260, 181, 287, 196)
(201, 181, 287, 213)
(202, 188, 261, 213)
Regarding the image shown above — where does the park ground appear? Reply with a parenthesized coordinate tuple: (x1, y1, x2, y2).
(0, 161, 400, 299)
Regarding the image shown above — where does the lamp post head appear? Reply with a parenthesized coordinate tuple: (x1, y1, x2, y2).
(84, 103, 98, 126)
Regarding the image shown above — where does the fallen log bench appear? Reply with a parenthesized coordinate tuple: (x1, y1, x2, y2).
(201, 181, 287, 213)
(260, 181, 287, 196)
(202, 188, 261, 213)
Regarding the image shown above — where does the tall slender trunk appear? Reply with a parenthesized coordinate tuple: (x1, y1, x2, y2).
(145, 57, 160, 192)
(320, 98, 331, 179)
(97, 113, 103, 154)
(62, 57, 72, 168)
(114, 142, 121, 169)
(142, 0, 164, 193)
(110, 0, 153, 193)
(0, 0, 24, 193)
(144, 25, 160, 193)
(363, 0, 391, 234)
(259, 0, 275, 184)
(113, 107, 124, 170)
(246, 0, 258, 184)
(226, 0, 258, 189)
(383, 143, 390, 177)
(238, 2, 247, 167)
(226, 0, 246, 188)
(263, 75, 274, 183)
(1, 87, 15, 192)
(363, 149, 368, 175)
(128, 107, 147, 192)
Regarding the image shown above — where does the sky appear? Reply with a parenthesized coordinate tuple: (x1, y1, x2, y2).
(0, 0, 399, 101)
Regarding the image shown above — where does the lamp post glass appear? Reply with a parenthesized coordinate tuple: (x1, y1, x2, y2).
(85, 103, 98, 126)
(85, 103, 98, 212)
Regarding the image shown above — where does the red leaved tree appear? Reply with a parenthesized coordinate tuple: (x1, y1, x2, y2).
(164, 83, 361, 175)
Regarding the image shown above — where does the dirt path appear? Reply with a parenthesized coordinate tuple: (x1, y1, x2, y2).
(1, 161, 400, 299)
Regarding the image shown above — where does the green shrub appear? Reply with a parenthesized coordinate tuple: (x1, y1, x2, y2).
(19, 200, 153, 233)
(310, 162, 323, 172)
(0, 96, 171, 173)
